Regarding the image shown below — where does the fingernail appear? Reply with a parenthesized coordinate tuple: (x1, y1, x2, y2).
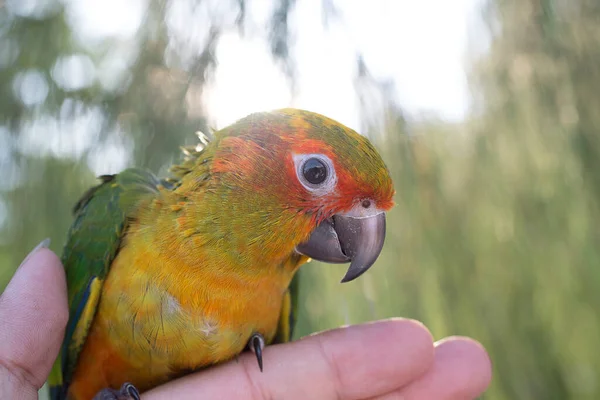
(19, 238, 51, 269)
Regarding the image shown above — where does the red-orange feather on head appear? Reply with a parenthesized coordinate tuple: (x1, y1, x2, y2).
(210, 108, 395, 224)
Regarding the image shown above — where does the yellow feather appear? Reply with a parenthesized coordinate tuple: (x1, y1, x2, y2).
(276, 289, 292, 343)
(70, 278, 103, 355)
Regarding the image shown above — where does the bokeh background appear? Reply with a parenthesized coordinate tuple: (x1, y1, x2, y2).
(1, 0, 599, 399)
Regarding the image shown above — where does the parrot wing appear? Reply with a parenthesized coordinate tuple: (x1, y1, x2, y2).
(49, 168, 162, 399)
(273, 270, 301, 344)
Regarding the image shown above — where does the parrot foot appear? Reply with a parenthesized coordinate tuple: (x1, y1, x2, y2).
(247, 332, 265, 372)
(93, 382, 140, 400)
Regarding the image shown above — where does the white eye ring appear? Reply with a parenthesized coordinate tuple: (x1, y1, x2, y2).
(293, 153, 337, 195)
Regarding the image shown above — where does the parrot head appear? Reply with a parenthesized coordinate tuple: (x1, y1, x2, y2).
(178, 108, 395, 282)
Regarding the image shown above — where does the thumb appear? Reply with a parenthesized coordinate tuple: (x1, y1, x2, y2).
(0, 241, 68, 400)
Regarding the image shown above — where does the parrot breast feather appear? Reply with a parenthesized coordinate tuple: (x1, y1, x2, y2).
(49, 168, 162, 399)
(167, 140, 302, 344)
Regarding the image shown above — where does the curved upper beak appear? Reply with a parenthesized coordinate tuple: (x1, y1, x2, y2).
(295, 212, 386, 283)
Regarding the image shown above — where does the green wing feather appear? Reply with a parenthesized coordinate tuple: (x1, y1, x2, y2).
(49, 168, 161, 400)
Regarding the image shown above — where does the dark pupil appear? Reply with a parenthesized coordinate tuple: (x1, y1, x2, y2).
(303, 158, 327, 185)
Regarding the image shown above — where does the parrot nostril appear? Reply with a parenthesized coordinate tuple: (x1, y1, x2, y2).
(362, 199, 371, 209)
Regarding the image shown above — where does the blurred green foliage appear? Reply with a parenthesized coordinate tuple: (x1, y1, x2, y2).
(1, 0, 600, 399)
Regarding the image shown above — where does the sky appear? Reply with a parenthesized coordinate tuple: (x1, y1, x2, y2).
(204, 0, 481, 129)
(61, 0, 481, 130)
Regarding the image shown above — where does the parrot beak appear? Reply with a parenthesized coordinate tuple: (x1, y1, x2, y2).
(295, 212, 386, 283)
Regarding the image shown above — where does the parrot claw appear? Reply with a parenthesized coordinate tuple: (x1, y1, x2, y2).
(93, 382, 140, 400)
(248, 332, 265, 372)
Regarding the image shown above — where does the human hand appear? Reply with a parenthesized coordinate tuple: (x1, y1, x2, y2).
(0, 243, 491, 400)
(0, 240, 68, 400)
(145, 318, 492, 400)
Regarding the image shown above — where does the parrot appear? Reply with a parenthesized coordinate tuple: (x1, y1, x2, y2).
(48, 108, 395, 400)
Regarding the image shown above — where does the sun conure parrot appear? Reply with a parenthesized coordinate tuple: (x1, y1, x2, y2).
(48, 108, 395, 400)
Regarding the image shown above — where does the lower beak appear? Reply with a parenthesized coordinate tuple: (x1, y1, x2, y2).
(295, 212, 387, 283)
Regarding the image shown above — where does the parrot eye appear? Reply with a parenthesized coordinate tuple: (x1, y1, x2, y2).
(302, 158, 328, 185)
(293, 153, 337, 194)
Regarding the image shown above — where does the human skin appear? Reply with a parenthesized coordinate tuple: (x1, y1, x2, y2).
(0, 245, 491, 400)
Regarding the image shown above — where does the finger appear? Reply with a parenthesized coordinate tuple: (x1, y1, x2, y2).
(0, 245, 68, 398)
(144, 318, 434, 400)
(373, 337, 492, 400)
